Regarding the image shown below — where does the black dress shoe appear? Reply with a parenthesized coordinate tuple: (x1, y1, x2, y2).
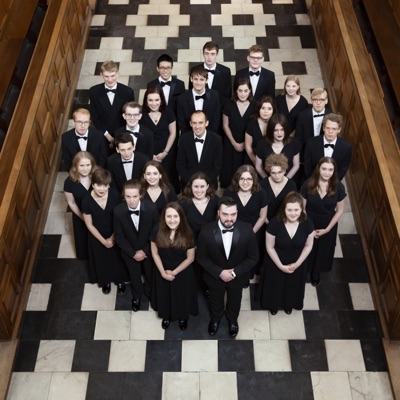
(162, 319, 170, 329)
(208, 320, 219, 335)
(178, 319, 187, 330)
(270, 310, 278, 315)
(117, 282, 126, 295)
(102, 283, 111, 294)
(228, 321, 239, 337)
(284, 309, 292, 315)
(311, 278, 320, 287)
(132, 298, 141, 312)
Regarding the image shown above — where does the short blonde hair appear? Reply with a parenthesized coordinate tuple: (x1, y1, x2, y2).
(100, 60, 119, 73)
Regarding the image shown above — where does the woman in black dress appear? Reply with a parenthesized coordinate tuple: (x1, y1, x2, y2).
(141, 86, 179, 191)
(151, 202, 198, 330)
(140, 160, 177, 215)
(259, 191, 314, 314)
(300, 157, 346, 286)
(260, 153, 297, 224)
(244, 96, 276, 166)
(255, 113, 300, 180)
(64, 151, 97, 259)
(82, 168, 127, 295)
(275, 75, 309, 134)
(220, 78, 256, 187)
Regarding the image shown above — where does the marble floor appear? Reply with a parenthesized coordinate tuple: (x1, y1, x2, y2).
(6, 0, 395, 399)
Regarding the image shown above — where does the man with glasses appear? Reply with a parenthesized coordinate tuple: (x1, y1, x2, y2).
(234, 44, 275, 100)
(114, 101, 154, 159)
(147, 54, 185, 116)
(61, 108, 108, 171)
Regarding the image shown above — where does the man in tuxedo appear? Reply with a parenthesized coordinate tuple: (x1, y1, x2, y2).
(188, 41, 232, 102)
(176, 66, 221, 134)
(147, 53, 185, 116)
(61, 108, 108, 171)
(89, 60, 135, 150)
(106, 133, 149, 193)
(196, 197, 259, 337)
(176, 111, 222, 189)
(114, 179, 159, 311)
(114, 101, 154, 159)
(304, 113, 352, 180)
(234, 44, 275, 101)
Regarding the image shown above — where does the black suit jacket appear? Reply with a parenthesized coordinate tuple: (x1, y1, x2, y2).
(106, 151, 150, 193)
(196, 220, 259, 281)
(176, 89, 221, 134)
(113, 199, 159, 258)
(147, 77, 185, 115)
(189, 63, 232, 102)
(114, 124, 154, 159)
(89, 83, 135, 136)
(234, 67, 275, 100)
(61, 127, 108, 171)
(176, 130, 222, 189)
(304, 135, 352, 180)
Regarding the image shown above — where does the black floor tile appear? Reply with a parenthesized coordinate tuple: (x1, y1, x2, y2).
(145, 340, 182, 372)
(86, 37, 102, 50)
(38, 235, 62, 258)
(179, 26, 222, 38)
(339, 234, 364, 258)
(289, 340, 329, 372)
(219, 340, 254, 372)
(86, 372, 126, 400)
(147, 15, 169, 26)
(237, 372, 314, 400)
(329, 258, 369, 283)
(20, 312, 48, 340)
(232, 15, 254, 25)
(317, 282, 353, 310)
(122, 37, 145, 51)
(303, 311, 342, 339)
(13, 340, 40, 372)
(166, 37, 190, 52)
(275, 13, 297, 26)
(123, 372, 163, 400)
(72, 340, 111, 372)
(190, 14, 211, 26)
(282, 61, 307, 76)
(47, 283, 85, 311)
(33, 258, 90, 283)
(360, 339, 388, 371)
(179, 4, 221, 16)
(337, 310, 382, 340)
(300, 35, 317, 49)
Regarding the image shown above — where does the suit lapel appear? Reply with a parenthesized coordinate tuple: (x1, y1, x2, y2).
(227, 226, 241, 261)
(212, 226, 226, 259)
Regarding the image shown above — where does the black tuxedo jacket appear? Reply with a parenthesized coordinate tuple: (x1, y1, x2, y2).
(114, 124, 154, 159)
(189, 63, 232, 102)
(196, 220, 259, 281)
(89, 83, 135, 136)
(176, 130, 222, 189)
(234, 67, 275, 100)
(61, 127, 108, 171)
(304, 135, 352, 180)
(113, 199, 159, 258)
(147, 77, 185, 115)
(176, 89, 221, 134)
(106, 151, 150, 193)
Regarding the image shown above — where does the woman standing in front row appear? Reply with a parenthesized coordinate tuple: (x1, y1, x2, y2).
(259, 191, 314, 314)
(151, 202, 198, 330)
(300, 157, 346, 286)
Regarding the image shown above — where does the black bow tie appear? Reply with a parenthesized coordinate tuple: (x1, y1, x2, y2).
(250, 71, 260, 76)
(76, 136, 87, 140)
(195, 94, 206, 101)
(106, 89, 116, 93)
(324, 143, 335, 149)
(194, 137, 204, 144)
(222, 228, 234, 234)
(160, 81, 171, 87)
(205, 69, 215, 74)
(129, 210, 139, 216)
(122, 160, 133, 164)
(129, 130, 138, 138)
(314, 113, 324, 118)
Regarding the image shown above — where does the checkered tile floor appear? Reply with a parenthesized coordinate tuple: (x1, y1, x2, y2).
(7, 0, 394, 399)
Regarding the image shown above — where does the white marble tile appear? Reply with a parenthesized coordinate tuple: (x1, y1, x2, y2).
(236, 310, 271, 340)
(253, 340, 291, 371)
(337, 212, 357, 234)
(243, 25, 267, 37)
(83, 49, 133, 63)
(181, 340, 218, 372)
(94, 311, 131, 340)
(178, 49, 204, 63)
(91, 15, 106, 26)
(295, 14, 311, 25)
(45, 212, 70, 236)
(233, 37, 258, 50)
(266, 61, 283, 76)
(273, 0, 294, 4)
(304, 61, 323, 77)
(171, 15, 191, 26)
(81, 283, 117, 311)
(269, 310, 306, 339)
(239, 3, 264, 13)
(189, 38, 210, 51)
(49, 192, 68, 213)
(149, 0, 171, 4)
(7, 372, 52, 400)
(223, 25, 244, 37)
(325, 340, 365, 372)
(48, 372, 89, 400)
(99, 37, 125, 50)
(199, 372, 238, 400)
(118, 62, 143, 76)
(278, 36, 302, 49)
(145, 37, 168, 50)
(334, 233, 343, 258)
(130, 310, 165, 340)
(254, 14, 276, 26)
(108, 340, 147, 372)
(190, 0, 211, 4)
(349, 283, 375, 310)
(35, 340, 75, 372)
(126, 15, 148, 26)
(303, 283, 320, 310)
(220, 4, 243, 14)
(57, 234, 76, 258)
(349, 372, 394, 400)
(162, 372, 200, 400)
(109, 0, 129, 4)
(26, 284, 51, 311)
(211, 15, 232, 26)
(54, 172, 69, 192)
(137, 4, 180, 16)
(240, 287, 251, 311)
(312, 371, 352, 400)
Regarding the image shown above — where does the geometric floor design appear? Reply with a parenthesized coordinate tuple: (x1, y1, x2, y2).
(7, 0, 395, 399)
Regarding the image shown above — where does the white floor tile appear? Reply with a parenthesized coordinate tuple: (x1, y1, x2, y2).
(26, 284, 51, 311)
(349, 283, 375, 310)
(35, 341, 75, 372)
(181, 340, 218, 372)
(81, 283, 117, 311)
(94, 311, 131, 340)
(108, 340, 147, 372)
(48, 372, 89, 400)
(7, 372, 52, 400)
(236, 310, 271, 340)
(162, 372, 200, 400)
(325, 340, 365, 372)
(253, 340, 291, 371)
(130, 310, 165, 340)
(349, 372, 394, 400)
(311, 371, 352, 400)
(199, 372, 238, 400)
(269, 310, 306, 339)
